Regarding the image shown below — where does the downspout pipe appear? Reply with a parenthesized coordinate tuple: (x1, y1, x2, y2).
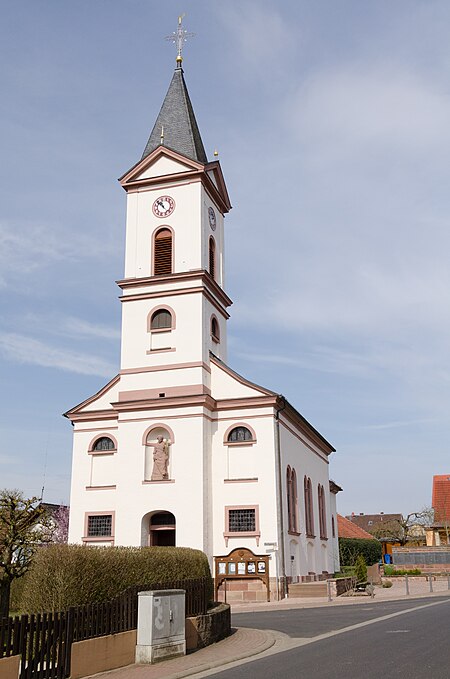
(275, 396, 287, 598)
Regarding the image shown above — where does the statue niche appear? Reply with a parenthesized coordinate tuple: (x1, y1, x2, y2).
(145, 427, 172, 481)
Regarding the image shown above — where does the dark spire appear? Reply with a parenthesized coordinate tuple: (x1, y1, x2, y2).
(141, 67, 208, 164)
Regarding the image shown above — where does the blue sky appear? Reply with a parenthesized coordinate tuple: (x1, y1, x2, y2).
(1, 1, 449, 516)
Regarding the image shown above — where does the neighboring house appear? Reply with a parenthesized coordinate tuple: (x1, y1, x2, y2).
(427, 475, 450, 545)
(347, 512, 403, 561)
(347, 512, 426, 561)
(337, 514, 373, 539)
(65, 46, 341, 598)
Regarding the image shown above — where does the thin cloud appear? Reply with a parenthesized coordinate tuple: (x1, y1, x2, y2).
(0, 333, 116, 378)
(62, 317, 121, 340)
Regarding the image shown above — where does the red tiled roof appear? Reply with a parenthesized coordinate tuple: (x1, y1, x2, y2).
(432, 475, 450, 522)
(337, 514, 374, 539)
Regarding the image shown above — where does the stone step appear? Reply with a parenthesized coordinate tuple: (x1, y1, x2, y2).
(288, 582, 328, 598)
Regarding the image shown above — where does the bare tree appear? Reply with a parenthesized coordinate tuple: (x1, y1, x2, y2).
(370, 509, 433, 546)
(0, 490, 50, 618)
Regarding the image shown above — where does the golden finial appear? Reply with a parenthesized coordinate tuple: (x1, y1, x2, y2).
(165, 14, 195, 67)
(160, 126, 164, 145)
(213, 149, 219, 157)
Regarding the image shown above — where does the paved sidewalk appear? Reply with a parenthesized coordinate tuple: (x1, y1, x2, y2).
(231, 576, 450, 613)
(85, 627, 277, 679)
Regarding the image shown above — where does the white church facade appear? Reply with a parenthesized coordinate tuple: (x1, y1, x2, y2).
(66, 51, 341, 598)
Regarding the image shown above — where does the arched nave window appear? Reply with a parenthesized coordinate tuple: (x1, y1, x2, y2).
(287, 467, 299, 534)
(227, 426, 253, 443)
(153, 228, 173, 275)
(304, 476, 314, 538)
(318, 484, 327, 540)
(92, 437, 116, 452)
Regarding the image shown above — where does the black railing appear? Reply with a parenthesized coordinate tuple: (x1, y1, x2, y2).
(0, 576, 212, 679)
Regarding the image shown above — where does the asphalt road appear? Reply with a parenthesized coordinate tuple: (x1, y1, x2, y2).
(213, 596, 450, 679)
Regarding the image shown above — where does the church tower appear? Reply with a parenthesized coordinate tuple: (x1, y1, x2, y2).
(117, 61, 232, 393)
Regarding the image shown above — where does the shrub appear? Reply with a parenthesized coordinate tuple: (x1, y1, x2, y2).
(19, 544, 212, 613)
(339, 538, 382, 567)
(354, 554, 367, 583)
(382, 580, 393, 588)
(383, 567, 421, 576)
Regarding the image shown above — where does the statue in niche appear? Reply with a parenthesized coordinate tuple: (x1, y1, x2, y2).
(148, 436, 171, 480)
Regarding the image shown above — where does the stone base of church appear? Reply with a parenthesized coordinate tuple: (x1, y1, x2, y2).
(299, 572, 330, 583)
(216, 577, 284, 602)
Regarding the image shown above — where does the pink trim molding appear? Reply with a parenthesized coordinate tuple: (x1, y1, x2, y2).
(82, 510, 115, 544)
(85, 485, 117, 491)
(224, 505, 260, 547)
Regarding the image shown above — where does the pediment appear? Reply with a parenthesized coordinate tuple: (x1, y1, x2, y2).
(64, 375, 120, 418)
(119, 146, 204, 187)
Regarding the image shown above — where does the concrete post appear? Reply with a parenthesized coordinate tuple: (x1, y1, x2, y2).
(135, 589, 186, 664)
(405, 574, 409, 596)
(327, 580, 332, 602)
(428, 575, 433, 593)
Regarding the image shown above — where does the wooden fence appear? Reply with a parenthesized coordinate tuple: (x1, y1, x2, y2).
(0, 577, 212, 679)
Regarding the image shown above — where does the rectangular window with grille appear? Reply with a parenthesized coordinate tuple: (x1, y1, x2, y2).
(87, 514, 112, 537)
(228, 508, 256, 532)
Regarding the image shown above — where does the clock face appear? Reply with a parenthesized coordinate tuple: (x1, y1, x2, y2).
(152, 195, 175, 218)
(208, 206, 217, 231)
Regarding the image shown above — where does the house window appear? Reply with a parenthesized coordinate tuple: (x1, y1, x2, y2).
(228, 508, 256, 532)
(92, 437, 115, 452)
(318, 484, 327, 539)
(151, 309, 172, 330)
(224, 505, 260, 546)
(227, 426, 253, 443)
(211, 316, 220, 343)
(87, 514, 112, 537)
(304, 476, 314, 538)
(332, 515, 336, 538)
(209, 237, 216, 279)
(154, 228, 172, 275)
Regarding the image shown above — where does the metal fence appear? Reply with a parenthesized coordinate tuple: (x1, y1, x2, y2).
(0, 576, 212, 679)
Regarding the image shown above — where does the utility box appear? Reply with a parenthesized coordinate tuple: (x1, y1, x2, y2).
(135, 589, 186, 664)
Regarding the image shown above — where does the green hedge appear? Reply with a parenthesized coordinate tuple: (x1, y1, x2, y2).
(339, 537, 382, 567)
(19, 544, 212, 613)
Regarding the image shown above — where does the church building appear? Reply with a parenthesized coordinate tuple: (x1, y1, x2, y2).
(66, 32, 341, 598)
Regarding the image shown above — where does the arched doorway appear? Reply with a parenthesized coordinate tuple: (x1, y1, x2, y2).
(149, 511, 176, 547)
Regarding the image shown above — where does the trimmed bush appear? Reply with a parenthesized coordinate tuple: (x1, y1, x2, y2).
(339, 538, 382, 567)
(382, 580, 393, 588)
(384, 567, 421, 576)
(19, 544, 212, 613)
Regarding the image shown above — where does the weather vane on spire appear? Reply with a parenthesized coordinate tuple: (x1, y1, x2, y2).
(165, 14, 195, 67)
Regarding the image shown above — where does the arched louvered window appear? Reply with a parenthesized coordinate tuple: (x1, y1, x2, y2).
(318, 484, 327, 539)
(150, 309, 172, 330)
(209, 237, 216, 279)
(93, 437, 115, 452)
(227, 426, 253, 443)
(211, 316, 220, 343)
(332, 515, 335, 539)
(154, 228, 172, 275)
(304, 476, 314, 537)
